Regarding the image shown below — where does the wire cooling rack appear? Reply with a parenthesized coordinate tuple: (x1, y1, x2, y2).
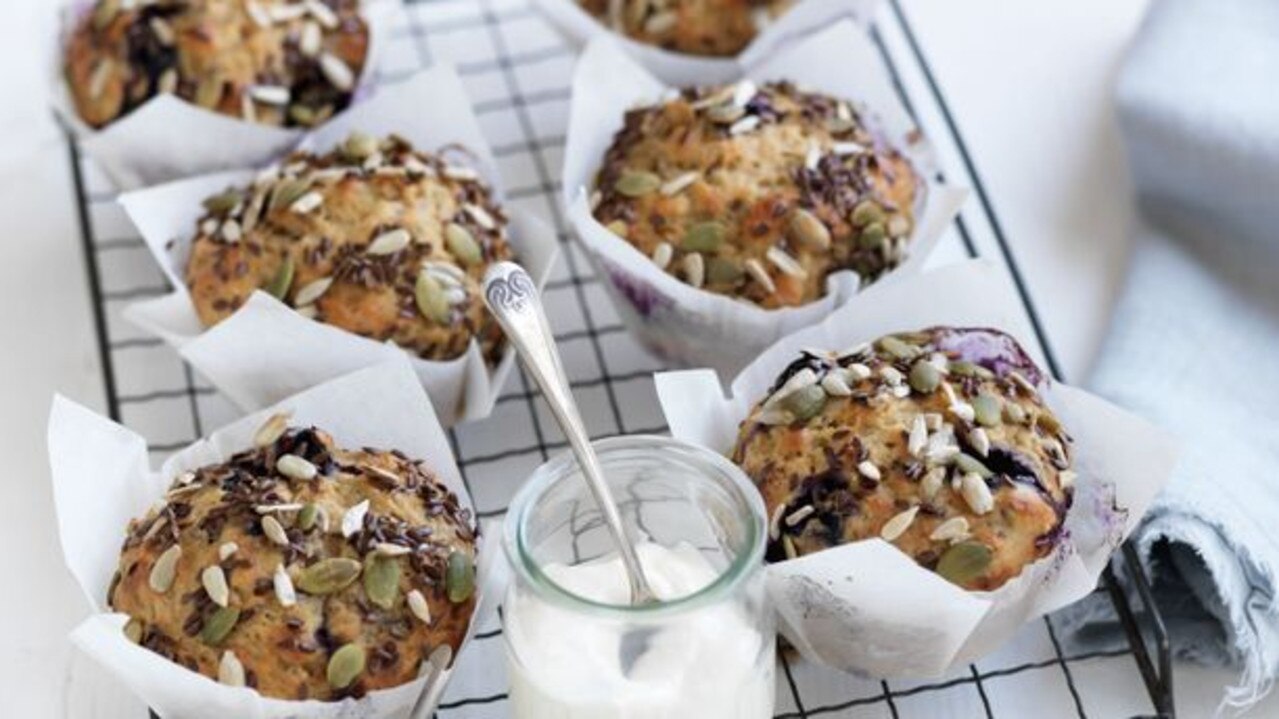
(62, 0, 1174, 716)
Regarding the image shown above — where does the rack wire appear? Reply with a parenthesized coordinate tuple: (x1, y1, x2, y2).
(62, 0, 1174, 716)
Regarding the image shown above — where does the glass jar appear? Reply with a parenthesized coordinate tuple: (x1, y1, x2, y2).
(502, 435, 774, 718)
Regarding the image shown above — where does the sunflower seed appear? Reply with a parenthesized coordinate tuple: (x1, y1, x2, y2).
(219, 220, 242, 243)
(936, 541, 992, 585)
(195, 75, 224, 109)
(123, 617, 143, 643)
(217, 542, 238, 561)
(1009, 371, 1037, 395)
(415, 271, 451, 324)
(362, 228, 408, 256)
(363, 554, 400, 609)
(157, 68, 178, 95)
(201, 565, 230, 607)
(269, 2, 307, 22)
(445, 224, 483, 265)
(290, 276, 332, 307)
(254, 502, 305, 514)
(88, 60, 113, 99)
(341, 499, 369, 538)
(200, 218, 219, 235)
(306, 0, 339, 28)
(248, 84, 290, 106)
(803, 141, 822, 171)
(148, 545, 181, 593)
(784, 505, 814, 527)
(319, 52, 354, 91)
(423, 260, 466, 284)
(729, 116, 761, 136)
(731, 80, 758, 107)
(782, 535, 798, 559)
(969, 427, 991, 457)
(880, 365, 904, 386)
(660, 171, 698, 196)
(290, 190, 324, 214)
(651, 241, 673, 270)
(950, 400, 976, 423)
(1005, 402, 1028, 424)
(745, 258, 775, 293)
(1043, 438, 1069, 469)
(959, 473, 995, 514)
(407, 589, 432, 624)
(930, 516, 971, 543)
(327, 643, 365, 689)
(888, 214, 912, 237)
(201, 606, 240, 645)
(1059, 470, 1078, 490)
(643, 9, 677, 34)
(92, 0, 120, 30)
(682, 222, 724, 252)
(252, 412, 290, 447)
(443, 164, 479, 181)
(706, 103, 745, 124)
(858, 460, 881, 481)
(765, 246, 807, 278)
(846, 362, 872, 380)
(880, 506, 919, 541)
(920, 466, 947, 500)
(832, 141, 866, 156)
(821, 371, 853, 397)
(298, 19, 322, 56)
(270, 563, 297, 607)
(375, 542, 411, 557)
(149, 16, 175, 45)
(296, 557, 362, 594)
(691, 85, 734, 109)
(218, 650, 246, 687)
(463, 203, 497, 230)
(446, 550, 475, 603)
(682, 252, 705, 288)
(908, 414, 928, 457)
(788, 208, 830, 250)
(614, 170, 661, 197)
(768, 503, 786, 540)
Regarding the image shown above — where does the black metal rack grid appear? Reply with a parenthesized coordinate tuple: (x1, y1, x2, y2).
(62, 0, 1173, 716)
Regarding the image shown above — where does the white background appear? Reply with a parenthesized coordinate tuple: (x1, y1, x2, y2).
(1, 0, 1272, 716)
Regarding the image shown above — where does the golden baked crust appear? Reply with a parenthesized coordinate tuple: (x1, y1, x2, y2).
(109, 419, 478, 701)
(578, 0, 792, 56)
(592, 80, 921, 308)
(65, 0, 368, 129)
(731, 327, 1075, 591)
(184, 133, 514, 364)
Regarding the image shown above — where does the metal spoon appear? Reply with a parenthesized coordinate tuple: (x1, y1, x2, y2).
(482, 261, 657, 606)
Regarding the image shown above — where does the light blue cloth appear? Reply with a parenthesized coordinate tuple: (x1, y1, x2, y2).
(1056, 0, 1279, 714)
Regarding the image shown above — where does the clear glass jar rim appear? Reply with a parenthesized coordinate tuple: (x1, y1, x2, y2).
(502, 435, 766, 619)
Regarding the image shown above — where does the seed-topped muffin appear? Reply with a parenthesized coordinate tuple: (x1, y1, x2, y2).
(185, 132, 515, 364)
(108, 416, 477, 700)
(731, 327, 1074, 591)
(65, 0, 369, 129)
(591, 80, 921, 309)
(578, 0, 793, 57)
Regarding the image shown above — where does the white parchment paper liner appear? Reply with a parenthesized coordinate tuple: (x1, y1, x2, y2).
(52, 0, 401, 190)
(653, 260, 1179, 678)
(118, 64, 560, 427)
(49, 358, 501, 718)
(534, 0, 880, 85)
(562, 21, 968, 378)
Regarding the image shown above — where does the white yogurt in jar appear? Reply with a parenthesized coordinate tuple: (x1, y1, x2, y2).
(505, 542, 775, 718)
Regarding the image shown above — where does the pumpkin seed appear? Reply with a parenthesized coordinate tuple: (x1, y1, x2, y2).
(780, 384, 826, 422)
(201, 565, 230, 608)
(851, 200, 885, 226)
(298, 503, 319, 532)
(445, 223, 483, 266)
(148, 545, 181, 593)
(446, 550, 475, 603)
(277, 453, 317, 480)
(327, 643, 365, 689)
(415, 270, 451, 324)
(363, 554, 400, 609)
(858, 221, 887, 249)
(202, 190, 242, 214)
(218, 650, 246, 687)
(262, 515, 290, 546)
(123, 617, 143, 644)
(200, 606, 240, 646)
(342, 131, 379, 161)
(253, 412, 291, 447)
(970, 394, 1000, 428)
(879, 335, 920, 360)
(614, 170, 661, 197)
(936, 541, 992, 585)
(954, 453, 992, 478)
(407, 589, 432, 624)
(682, 221, 725, 252)
(908, 360, 941, 394)
(264, 257, 294, 300)
(788, 208, 831, 250)
(296, 558, 362, 594)
(269, 179, 310, 211)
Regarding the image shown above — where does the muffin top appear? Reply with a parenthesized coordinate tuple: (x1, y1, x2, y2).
(731, 327, 1075, 591)
(109, 417, 478, 701)
(184, 132, 515, 364)
(65, 0, 369, 129)
(591, 80, 921, 309)
(578, 0, 793, 57)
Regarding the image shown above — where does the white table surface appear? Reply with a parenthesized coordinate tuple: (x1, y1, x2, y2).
(1, 0, 1271, 716)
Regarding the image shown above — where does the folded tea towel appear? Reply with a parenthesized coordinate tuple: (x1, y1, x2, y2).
(1055, 0, 1279, 713)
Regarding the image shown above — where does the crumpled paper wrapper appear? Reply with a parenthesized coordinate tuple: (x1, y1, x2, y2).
(48, 357, 501, 718)
(561, 21, 968, 378)
(118, 64, 559, 427)
(52, 0, 400, 190)
(652, 260, 1179, 678)
(534, 0, 880, 85)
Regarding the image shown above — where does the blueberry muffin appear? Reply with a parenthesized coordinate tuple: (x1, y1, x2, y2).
(578, 0, 794, 56)
(185, 132, 514, 364)
(731, 327, 1075, 590)
(108, 416, 477, 700)
(591, 80, 921, 309)
(65, 0, 369, 129)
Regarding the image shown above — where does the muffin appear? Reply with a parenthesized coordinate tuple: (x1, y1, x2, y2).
(108, 416, 477, 700)
(578, 0, 793, 56)
(731, 327, 1075, 590)
(64, 0, 369, 129)
(184, 132, 515, 364)
(591, 80, 921, 309)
